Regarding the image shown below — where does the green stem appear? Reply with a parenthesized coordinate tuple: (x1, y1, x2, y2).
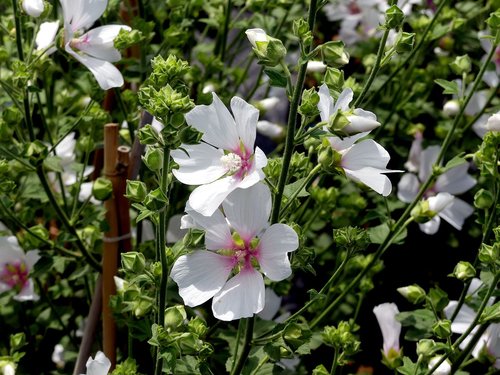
(330, 348, 339, 375)
(279, 164, 321, 218)
(0, 145, 35, 170)
(219, 0, 232, 62)
(230, 319, 245, 374)
(12, 0, 24, 61)
(270, 0, 318, 224)
(230, 317, 255, 375)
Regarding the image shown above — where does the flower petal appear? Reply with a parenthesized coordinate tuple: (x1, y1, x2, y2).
(185, 208, 233, 250)
(397, 173, 420, 203)
(231, 96, 259, 154)
(86, 351, 111, 375)
(65, 44, 124, 90)
(62, 0, 107, 32)
(435, 163, 476, 195)
(25, 250, 40, 269)
(373, 303, 401, 355)
(344, 167, 394, 196)
(427, 192, 454, 213)
(343, 109, 380, 134)
(257, 288, 282, 320)
(318, 84, 334, 122)
(75, 25, 131, 62)
(14, 279, 39, 302)
(171, 143, 226, 185)
(223, 183, 271, 241)
(333, 87, 353, 113)
(439, 197, 474, 231)
(257, 224, 298, 281)
(329, 132, 370, 152)
(185, 93, 239, 151)
(36, 21, 60, 51)
(171, 251, 234, 307)
(418, 216, 441, 235)
(212, 267, 265, 321)
(188, 176, 239, 216)
(419, 145, 440, 182)
(444, 301, 476, 334)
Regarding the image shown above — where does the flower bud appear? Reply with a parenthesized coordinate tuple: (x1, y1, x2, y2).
(299, 88, 320, 117)
(486, 112, 500, 132)
(432, 319, 452, 339)
(179, 126, 203, 145)
(416, 338, 437, 357)
(142, 146, 163, 171)
(0, 362, 15, 375)
(245, 28, 268, 50)
(292, 19, 312, 48)
(306, 60, 327, 73)
(22, 0, 44, 17)
(188, 316, 208, 336)
(165, 305, 187, 329)
(125, 180, 148, 202)
(121, 252, 146, 273)
(327, 111, 350, 133)
(487, 9, 500, 31)
(397, 284, 426, 304)
(138, 124, 162, 145)
(144, 188, 169, 211)
(451, 261, 476, 280)
(385, 5, 404, 29)
(246, 28, 286, 67)
(321, 41, 349, 68)
(443, 100, 460, 117)
(449, 54, 471, 75)
(92, 177, 113, 201)
(324, 67, 344, 94)
(478, 243, 499, 265)
(395, 32, 415, 53)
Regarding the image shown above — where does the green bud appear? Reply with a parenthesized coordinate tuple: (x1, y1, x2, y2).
(449, 54, 471, 75)
(432, 319, 452, 339)
(284, 322, 312, 351)
(125, 180, 148, 202)
(26, 141, 48, 164)
(312, 365, 329, 375)
(317, 139, 342, 172)
(395, 32, 415, 53)
(148, 54, 191, 90)
(474, 189, 494, 209)
(327, 111, 350, 133)
(479, 301, 500, 323)
(121, 252, 146, 273)
(10, 332, 26, 351)
(26, 224, 49, 248)
(3, 107, 23, 125)
(416, 338, 437, 357)
(179, 126, 203, 145)
(478, 243, 499, 265)
(385, 5, 404, 29)
(144, 188, 169, 211)
(324, 68, 344, 94)
(321, 41, 349, 68)
(451, 261, 476, 281)
(487, 9, 500, 31)
(188, 316, 208, 337)
(114, 28, 143, 50)
(92, 177, 113, 201)
(142, 146, 163, 171)
(298, 88, 320, 117)
(293, 19, 312, 48)
(410, 200, 435, 224)
(265, 38, 288, 67)
(138, 124, 162, 145)
(397, 284, 426, 304)
(165, 305, 187, 329)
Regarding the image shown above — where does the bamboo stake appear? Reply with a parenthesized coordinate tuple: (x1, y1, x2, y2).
(102, 123, 120, 369)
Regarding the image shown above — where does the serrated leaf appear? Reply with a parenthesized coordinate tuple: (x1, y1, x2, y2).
(434, 79, 459, 95)
(264, 68, 288, 88)
(43, 156, 64, 173)
(283, 178, 310, 199)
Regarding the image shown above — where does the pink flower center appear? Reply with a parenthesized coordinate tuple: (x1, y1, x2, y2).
(70, 34, 90, 50)
(348, 1, 361, 14)
(221, 146, 253, 180)
(0, 261, 29, 291)
(229, 235, 260, 270)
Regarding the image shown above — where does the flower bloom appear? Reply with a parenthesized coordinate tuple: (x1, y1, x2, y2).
(245, 28, 268, 49)
(398, 140, 476, 234)
(473, 111, 500, 139)
(60, 0, 131, 90)
(373, 303, 402, 357)
(0, 236, 40, 301)
(318, 83, 381, 134)
(22, 0, 44, 17)
(428, 356, 451, 375)
(81, 351, 110, 375)
(171, 93, 268, 216)
(1, 363, 15, 375)
(444, 278, 500, 369)
(35, 21, 60, 55)
(171, 183, 298, 321)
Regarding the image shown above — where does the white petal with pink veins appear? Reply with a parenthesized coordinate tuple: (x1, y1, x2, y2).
(171, 143, 226, 185)
(257, 224, 298, 281)
(61, 0, 107, 33)
(171, 251, 234, 307)
(231, 97, 259, 154)
(212, 267, 265, 321)
(185, 93, 239, 151)
(75, 25, 131, 62)
(223, 183, 271, 241)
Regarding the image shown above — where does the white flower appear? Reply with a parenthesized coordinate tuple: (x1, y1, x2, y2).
(52, 344, 65, 368)
(2, 363, 15, 375)
(257, 120, 284, 139)
(35, 21, 60, 55)
(257, 97, 280, 111)
(0, 236, 40, 301)
(22, 0, 44, 17)
(80, 351, 110, 375)
(478, 31, 500, 88)
(171, 183, 298, 321)
(444, 278, 500, 368)
(257, 288, 282, 321)
(443, 100, 460, 117)
(171, 93, 268, 216)
(307, 61, 327, 73)
(473, 111, 500, 139)
(245, 28, 268, 49)
(318, 84, 381, 134)
(398, 142, 476, 234)
(373, 303, 401, 357)
(428, 356, 451, 375)
(60, 0, 131, 90)
(487, 112, 500, 131)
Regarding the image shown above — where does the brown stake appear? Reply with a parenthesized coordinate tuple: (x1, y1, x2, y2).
(103, 123, 120, 368)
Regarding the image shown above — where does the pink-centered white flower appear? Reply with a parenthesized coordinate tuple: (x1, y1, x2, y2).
(0, 236, 40, 302)
(444, 278, 500, 369)
(171, 93, 268, 216)
(80, 351, 110, 375)
(171, 183, 298, 321)
(373, 302, 402, 357)
(60, 0, 131, 90)
(398, 140, 476, 234)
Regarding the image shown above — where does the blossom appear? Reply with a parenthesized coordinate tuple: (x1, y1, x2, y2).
(398, 141, 475, 234)
(22, 0, 44, 17)
(373, 303, 402, 357)
(35, 21, 60, 55)
(60, 0, 131, 90)
(0, 236, 40, 301)
(52, 344, 65, 368)
(171, 183, 298, 321)
(318, 83, 381, 134)
(428, 356, 451, 375)
(257, 120, 284, 139)
(1, 363, 15, 375)
(80, 351, 110, 375)
(444, 278, 500, 368)
(478, 31, 500, 88)
(171, 93, 267, 216)
(245, 28, 268, 49)
(473, 111, 500, 139)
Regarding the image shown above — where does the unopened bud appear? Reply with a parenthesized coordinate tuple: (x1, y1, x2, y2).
(432, 319, 452, 339)
(451, 261, 476, 280)
(385, 5, 404, 29)
(92, 177, 113, 201)
(395, 32, 415, 53)
(321, 41, 349, 68)
(397, 284, 426, 304)
(449, 54, 471, 75)
(121, 252, 146, 273)
(125, 180, 148, 202)
(416, 338, 437, 357)
(443, 100, 460, 117)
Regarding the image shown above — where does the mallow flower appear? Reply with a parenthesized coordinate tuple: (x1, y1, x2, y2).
(35, 21, 60, 55)
(80, 351, 110, 375)
(444, 278, 500, 368)
(373, 303, 402, 360)
(171, 183, 298, 321)
(428, 356, 451, 375)
(318, 83, 381, 134)
(171, 93, 267, 216)
(60, 0, 131, 90)
(0, 236, 40, 301)
(398, 140, 476, 234)
(473, 111, 500, 139)
(22, 0, 44, 17)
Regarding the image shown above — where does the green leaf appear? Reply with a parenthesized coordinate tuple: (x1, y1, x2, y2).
(43, 156, 64, 173)
(264, 68, 288, 88)
(368, 223, 407, 245)
(397, 309, 436, 341)
(434, 79, 459, 95)
(480, 301, 500, 323)
(283, 177, 310, 199)
(442, 153, 466, 172)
